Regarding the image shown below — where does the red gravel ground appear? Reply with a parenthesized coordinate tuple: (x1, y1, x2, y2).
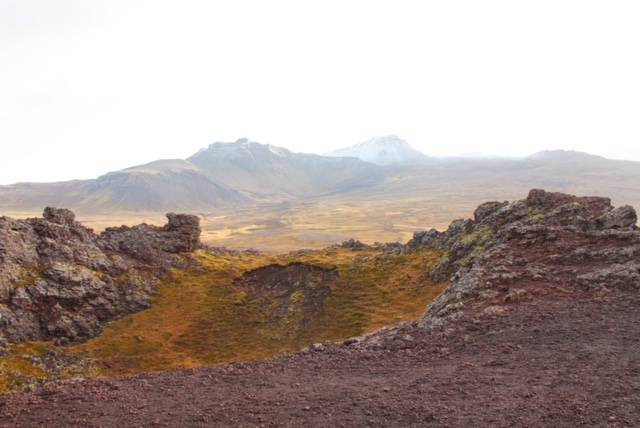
(1, 288, 639, 427)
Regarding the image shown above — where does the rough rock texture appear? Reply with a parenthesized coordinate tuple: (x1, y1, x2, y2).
(2, 292, 639, 427)
(408, 188, 637, 282)
(99, 212, 201, 268)
(340, 238, 371, 250)
(234, 263, 337, 339)
(1, 190, 640, 427)
(414, 189, 639, 327)
(0, 209, 200, 345)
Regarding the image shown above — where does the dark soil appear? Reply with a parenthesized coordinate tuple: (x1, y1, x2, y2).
(3, 191, 640, 427)
(235, 263, 336, 327)
(1, 288, 639, 427)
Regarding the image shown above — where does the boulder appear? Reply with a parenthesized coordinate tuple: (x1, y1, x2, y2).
(595, 205, 637, 229)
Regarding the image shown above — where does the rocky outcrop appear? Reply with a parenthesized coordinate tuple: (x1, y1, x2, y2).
(407, 189, 637, 282)
(99, 212, 201, 269)
(340, 239, 370, 250)
(410, 189, 639, 327)
(234, 263, 337, 340)
(0, 209, 201, 345)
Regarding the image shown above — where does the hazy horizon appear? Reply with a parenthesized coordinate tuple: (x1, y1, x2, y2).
(0, 137, 635, 185)
(2, 1, 639, 184)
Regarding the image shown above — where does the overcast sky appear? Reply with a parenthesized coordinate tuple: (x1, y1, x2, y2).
(1, 1, 639, 184)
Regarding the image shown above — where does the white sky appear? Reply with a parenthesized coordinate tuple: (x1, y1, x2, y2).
(1, 0, 639, 184)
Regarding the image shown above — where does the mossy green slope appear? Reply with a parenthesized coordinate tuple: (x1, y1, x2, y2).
(0, 247, 445, 392)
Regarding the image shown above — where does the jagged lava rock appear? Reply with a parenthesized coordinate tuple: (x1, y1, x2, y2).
(408, 189, 640, 327)
(0, 208, 200, 345)
(407, 189, 637, 281)
(99, 212, 200, 268)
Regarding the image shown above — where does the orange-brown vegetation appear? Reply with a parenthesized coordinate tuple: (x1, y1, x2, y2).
(0, 246, 446, 392)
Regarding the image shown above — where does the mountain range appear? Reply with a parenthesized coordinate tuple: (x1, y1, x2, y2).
(0, 138, 385, 212)
(1, 137, 639, 250)
(186, 139, 385, 200)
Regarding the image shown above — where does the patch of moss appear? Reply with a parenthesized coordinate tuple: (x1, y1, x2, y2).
(10, 265, 47, 288)
(2, 247, 448, 388)
(0, 342, 67, 393)
(527, 207, 546, 223)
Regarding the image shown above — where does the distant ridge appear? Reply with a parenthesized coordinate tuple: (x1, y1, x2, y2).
(0, 139, 386, 213)
(323, 135, 430, 166)
(526, 150, 607, 161)
(2, 137, 640, 224)
(187, 139, 386, 199)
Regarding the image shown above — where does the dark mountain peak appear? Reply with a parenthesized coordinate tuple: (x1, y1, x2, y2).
(186, 139, 385, 199)
(191, 140, 293, 161)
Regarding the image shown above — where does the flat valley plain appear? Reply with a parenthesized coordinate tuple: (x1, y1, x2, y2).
(0, 195, 506, 251)
(164, 156, 640, 251)
(6, 158, 640, 251)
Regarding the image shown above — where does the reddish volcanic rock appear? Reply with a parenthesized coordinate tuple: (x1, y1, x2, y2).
(1, 190, 639, 427)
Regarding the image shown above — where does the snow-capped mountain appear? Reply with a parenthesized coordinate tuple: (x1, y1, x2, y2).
(323, 135, 430, 166)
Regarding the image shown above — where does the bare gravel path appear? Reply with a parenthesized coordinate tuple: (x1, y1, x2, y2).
(2, 290, 639, 427)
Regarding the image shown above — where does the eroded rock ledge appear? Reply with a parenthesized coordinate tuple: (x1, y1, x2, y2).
(409, 189, 639, 328)
(0, 208, 200, 345)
